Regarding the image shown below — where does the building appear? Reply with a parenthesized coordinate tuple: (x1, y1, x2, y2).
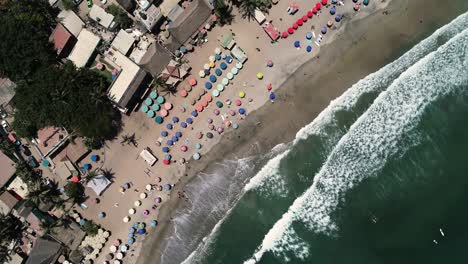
(50, 23, 76, 57)
(57, 10, 85, 38)
(89, 5, 116, 29)
(32, 127, 69, 160)
(68, 29, 101, 68)
(0, 191, 20, 215)
(104, 49, 147, 113)
(166, 0, 212, 52)
(0, 151, 16, 189)
(54, 159, 79, 182)
(134, 4, 163, 32)
(25, 238, 62, 264)
(159, 0, 180, 17)
(0, 78, 16, 114)
(117, 0, 136, 12)
(50, 221, 86, 251)
(139, 42, 172, 77)
(111, 29, 136, 56)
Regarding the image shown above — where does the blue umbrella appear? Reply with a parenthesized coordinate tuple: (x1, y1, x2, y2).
(186, 118, 193, 124)
(225, 56, 233, 63)
(165, 154, 172, 160)
(321, 27, 327, 34)
(330, 6, 336, 15)
(164, 184, 172, 190)
(167, 140, 174, 146)
(91, 155, 98, 162)
(133, 223, 139, 229)
(332, 0, 337, 3)
(172, 116, 179, 123)
(191, 111, 198, 117)
(335, 15, 342, 22)
(161, 131, 168, 137)
(181, 122, 187, 128)
(294, 41, 300, 48)
(137, 229, 146, 235)
(79, 219, 86, 226)
(98, 212, 105, 219)
(128, 238, 135, 245)
(162, 147, 170, 153)
(215, 53, 221, 60)
(166, 124, 173, 130)
(306, 32, 312, 39)
(83, 163, 91, 171)
(128, 233, 134, 238)
(150, 220, 158, 228)
(175, 131, 182, 138)
(220, 62, 227, 70)
(129, 227, 136, 233)
(205, 82, 212, 89)
(171, 136, 178, 142)
(215, 69, 222, 76)
(306, 46, 312, 52)
(269, 92, 276, 100)
(239, 108, 246, 115)
(209, 75, 217, 82)
(155, 116, 163, 124)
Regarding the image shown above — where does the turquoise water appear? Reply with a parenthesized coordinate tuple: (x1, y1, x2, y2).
(156, 10, 468, 264)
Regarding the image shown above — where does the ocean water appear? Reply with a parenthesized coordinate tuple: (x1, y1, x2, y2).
(157, 11, 468, 264)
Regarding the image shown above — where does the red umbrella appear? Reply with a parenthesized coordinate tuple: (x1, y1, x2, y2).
(315, 3, 321, 10)
(288, 27, 294, 34)
(71, 176, 79, 183)
(196, 104, 204, 112)
(297, 19, 303, 26)
(189, 79, 197, 86)
(292, 23, 298, 29)
(302, 15, 308, 22)
(312, 7, 318, 14)
(321, 0, 327, 5)
(282, 31, 288, 38)
(235, 99, 242, 106)
(307, 11, 313, 18)
(163, 160, 170, 165)
(266, 84, 272, 90)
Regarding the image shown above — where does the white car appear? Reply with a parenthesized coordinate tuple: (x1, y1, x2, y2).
(1, 120, 11, 133)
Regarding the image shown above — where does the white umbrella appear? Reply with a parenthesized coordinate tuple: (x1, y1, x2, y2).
(128, 208, 136, 215)
(145, 184, 152, 191)
(103, 231, 110, 238)
(116, 252, 124, 259)
(96, 243, 103, 249)
(98, 229, 104, 234)
(236, 62, 243, 69)
(209, 55, 215, 62)
(139, 192, 147, 199)
(123, 216, 130, 223)
(114, 260, 121, 264)
(214, 47, 221, 54)
(134, 200, 142, 207)
(99, 237, 106, 244)
(109, 245, 117, 253)
(203, 64, 210, 70)
(199, 70, 205, 78)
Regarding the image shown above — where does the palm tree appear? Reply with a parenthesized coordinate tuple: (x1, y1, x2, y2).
(215, 0, 234, 25)
(84, 170, 99, 183)
(120, 133, 137, 147)
(26, 180, 61, 207)
(153, 77, 178, 96)
(0, 213, 24, 262)
(238, 0, 272, 20)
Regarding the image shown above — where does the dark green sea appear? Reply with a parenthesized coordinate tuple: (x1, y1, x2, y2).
(154, 7, 468, 264)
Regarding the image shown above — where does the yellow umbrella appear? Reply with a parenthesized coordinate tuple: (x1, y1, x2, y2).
(257, 72, 263, 79)
(239, 91, 245, 98)
(209, 61, 215, 68)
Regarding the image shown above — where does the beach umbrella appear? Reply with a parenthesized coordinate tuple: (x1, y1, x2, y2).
(205, 94, 213, 102)
(171, 117, 179, 123)
(214, 47, 221, 54)
(207, 118, 213, 124)
(145, 98, 153, 106)
(128, 238, 135, 245)
(152, 104, 160, 111)
(121, 245, 128, 252)
(307, 46, 312, 52)
(354, 4, 360, 11)
(209, 124, 215, 130)
(116, 252, 124, 260)
(155, 116, 163, 124)
(129, 227, 136, 233)
(316, 2, 321, 10)
(335, 15, 342, 22)
(209, 55, 215, 62)
(123, 216, 130, 223)
(236, 62, 243, 69)
(217, 127, 224, 134)
(213, 109, 220, 115)
(181, 122, 187, 128)
(163, 159, 170, 165)
(189, 78, 197, 86)
(186, 118, 193, 124)
(134, 200, 142, 206)
(162, 147, 170, 153)
(137, 229, 146, 235)
(216, 101, 223, 108)
(204, 69, 210, 75)
(216, 84, 224, 91)
(166, 124, 173, 130)
(257, 72, 263, 79)
(154, 197, 162, 204)
(150, 220, 158, 227)
(140, 192, 147, 199)
(146, 184, 153, 191)
(128, 208, 136, 215)
(363, 0, 369, 5)
(99, 212, 106, 219)
(212, 90, 220, 97)
(294, 41, 300, 48)
(222, 78, 229, 85)
(193, 153, 201, 160)
(146, 110, 155, 118)
(207, 132, 214, 138)
(164, 184, 172, 190)
(292, 23, 298, 29)
(321, 0, 327, 5)
(199, 70, 206, 77)
(164, 102, 172, 110)
(210, 75, 217, 82)
(231, 67, 238, 75)
(312, 7, 318, 14)
(160, 109, 168, 117)
(215, 53, 221, 61)
(204, 64, 210, 70)
(307, 10, 313, 18)
(171, 136, 178, 142)
(282, 31, 288, 38)
(191, 110, 198, 117)
(140, 105, 149, 113)
(266, 84, 273, 90)
(220, 62, 227, 70)
(233, 123, 239, 129)
(321, 27, 327, 34)
(227, 72, 234, 80)
(235, 99, 242, 106)
(239, 91, 245, 98)
(297, 19, 303, 26)
(195, 143, 202, 149)
(167, 140, 173, 146)
(106, 254, 114, 261)
(288, 27, 294, 34)
(176, 131, 182, 138)
(156, 96, 165, 104)
(150, 91, 158, 99)
(330, 6, 336, 15)
(266, 60, 274, 67)
(306, 32, 312, 39)
(209, 61, 215, 68)
(215, 69, 222, 76)
(302, 15, 308, 22)
(83, 163, 91, 171)
(225, 56, 233, 63)
(229, 109, 236, 116)
(196, 104, 204, 112)
(180, 90, 188, 97)
(269, 92, 276, 100)
(239, 108, 246, 115)
(224, 120, 231, 127)
(180, 145, 188, 152)
(71, 176, 79, 183)
(327, 20, 333, 27)
(205, 82, 212, 89)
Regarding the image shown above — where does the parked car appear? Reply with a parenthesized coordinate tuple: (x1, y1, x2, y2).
(28, 156, 39, 168)
(1, 120, 11, 133)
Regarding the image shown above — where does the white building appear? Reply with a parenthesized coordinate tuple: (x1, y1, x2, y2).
(68, 29, 101, 68)
(89, 5, 116, 29)
(111, 30, 136, 56)
(57, 10, 85, 38)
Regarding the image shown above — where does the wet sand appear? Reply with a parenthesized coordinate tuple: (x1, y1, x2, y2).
(137, 0, 468, 263)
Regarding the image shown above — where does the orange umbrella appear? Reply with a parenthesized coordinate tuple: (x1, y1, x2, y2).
(205, 94, 213, 102)
(201, 100, 208, 107)
(196, 105, 204, 112)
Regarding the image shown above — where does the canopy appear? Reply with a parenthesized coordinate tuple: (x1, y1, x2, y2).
(155, 116, 163, 124)
(86, 175, 111, 196)
(139, 149, 157, 166)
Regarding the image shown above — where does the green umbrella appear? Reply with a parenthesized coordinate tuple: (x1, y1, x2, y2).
(150, 91, 158, 99)
(216, 101, 223, 108)
(141, 105, 149, 113)
(156, 96, 165, 104)
(145, 98, 153, 106)
(146, 110, 155, 118)
(152, 104, 160, 111)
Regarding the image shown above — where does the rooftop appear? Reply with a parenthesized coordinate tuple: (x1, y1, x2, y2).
(111, 29, 136, 55)
(68, 29, 101, 68)
(50, 23, 74, 56)
(0, 191, 19, 215)
(159, 0, 180, 17)
(57, 10, 85, 38)
(34, 127, 69, 158)
(25, 237, 62, 264)
(139, 41, 172, 77)
(89, 5, 115, 29)
(0, 151, 16, 188)
(136, 4, 163, 31)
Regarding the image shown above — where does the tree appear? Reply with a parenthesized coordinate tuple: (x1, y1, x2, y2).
(26, 180, 62, 207)
(84, 170, 99, 183)
(154, 77, 177, 96)
(0, 137, 17, 161)
(106, 4, 133, 29)
(0, 213, 24, 262)
(235, 0, 272, 20)
(64, 182, 85, 203)
(215, 0, 234, 26)
(120, 133, 137, 147)
(15, 162, 39, 185)
(82, 220, 99, 236)
(61, 0, 76, 11)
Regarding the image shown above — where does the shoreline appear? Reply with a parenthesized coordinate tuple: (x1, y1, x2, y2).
(136, 0, 468, 263)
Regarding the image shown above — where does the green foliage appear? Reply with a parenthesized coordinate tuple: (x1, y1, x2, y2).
(215, 0, 234, 26)
(82, 220, 99, 235)
(15, 162, 39, 185)
(232, 0, 272, 20)
(64, 182, 85, 203)
(106, 4, 133, 29)
(61, 0, 76, 11)
(26, 180, 62, 207)
(0, 137, 17, 161)
(0, 213, 24, 262)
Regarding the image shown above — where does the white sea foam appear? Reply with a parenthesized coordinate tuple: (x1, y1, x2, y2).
(244, 25, 468, 264)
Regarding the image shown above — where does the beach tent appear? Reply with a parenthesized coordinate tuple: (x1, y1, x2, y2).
(86, 175, 111, 196)
(139, 149, 158, 166)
